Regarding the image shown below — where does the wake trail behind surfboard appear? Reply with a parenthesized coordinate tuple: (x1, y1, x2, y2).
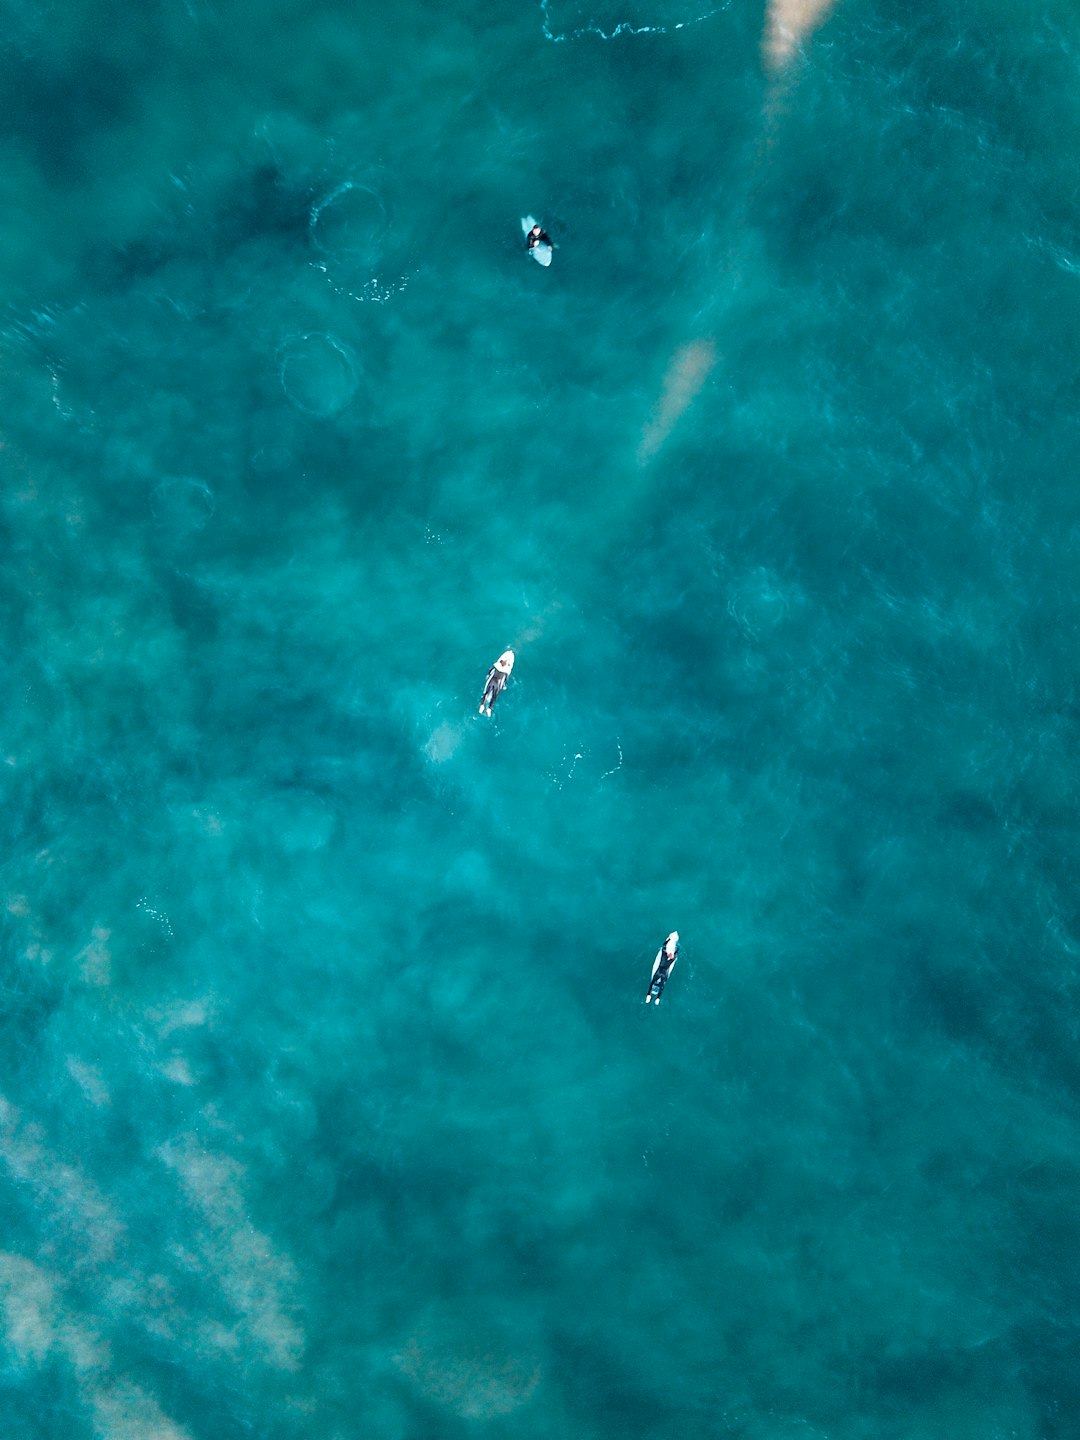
(537, 0, 730, 42)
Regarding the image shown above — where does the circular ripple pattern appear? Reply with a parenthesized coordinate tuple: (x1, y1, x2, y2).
(310, 182, 389, 269)
(278, 333, 359, 417)
(149, 477, 215, 535)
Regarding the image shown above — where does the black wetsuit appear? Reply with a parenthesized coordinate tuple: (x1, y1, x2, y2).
(482, 666, 509, 711)
(527, 228, 551, 251)
(648, 946, 678, 1001)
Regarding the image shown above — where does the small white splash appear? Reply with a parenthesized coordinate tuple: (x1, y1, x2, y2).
(308, 261, 414, 305)
(549, 749, 584, 791)
(50, 366, 74, 419)
(1026, 233, 1080, 276)
(137, 897, 174, 938)
(600, 738, 624, 780)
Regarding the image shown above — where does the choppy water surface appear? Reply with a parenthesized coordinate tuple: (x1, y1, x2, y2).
(3, 0, 1080, 1436)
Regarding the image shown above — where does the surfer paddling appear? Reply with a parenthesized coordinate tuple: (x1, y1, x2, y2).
(645, 931, 679, 1005)
(479, 650, 515, 716)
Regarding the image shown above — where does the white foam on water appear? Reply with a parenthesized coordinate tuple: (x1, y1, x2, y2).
(539, 0, 729, 41)
(306, 179, 416, 305)
(136, 896, 175, 938)
(309, 261, 414, 306)
(547, 746, 584, 791)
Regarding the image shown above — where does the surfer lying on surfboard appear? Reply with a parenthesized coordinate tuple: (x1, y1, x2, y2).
(645, 932, 679, 1004)
(479, 650, 515, 716)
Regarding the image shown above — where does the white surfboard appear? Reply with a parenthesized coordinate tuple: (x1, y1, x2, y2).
(522, 215, 553, 267)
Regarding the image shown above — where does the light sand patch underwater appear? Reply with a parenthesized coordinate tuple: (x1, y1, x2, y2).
(87, 1382, 195, 1440)
(392, 1311, 542, 1420)
(762, 0, 840, 72)
(156, 1133, 304, 1371)
(76, 926, 113, 988)
(0, 1253, 194, 1438)
(65, 1057, 111, 1108)
(0, 1097, 122, 1266)
(146, 996, 214, 1039)
(0, 1253, 70, 1368)
(423, 720, 466, 763)
(150, 996, 213, 1082)
(637, 338, 716, 464)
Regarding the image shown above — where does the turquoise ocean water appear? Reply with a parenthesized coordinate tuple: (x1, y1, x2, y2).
(3, 0, 1080, 1435)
